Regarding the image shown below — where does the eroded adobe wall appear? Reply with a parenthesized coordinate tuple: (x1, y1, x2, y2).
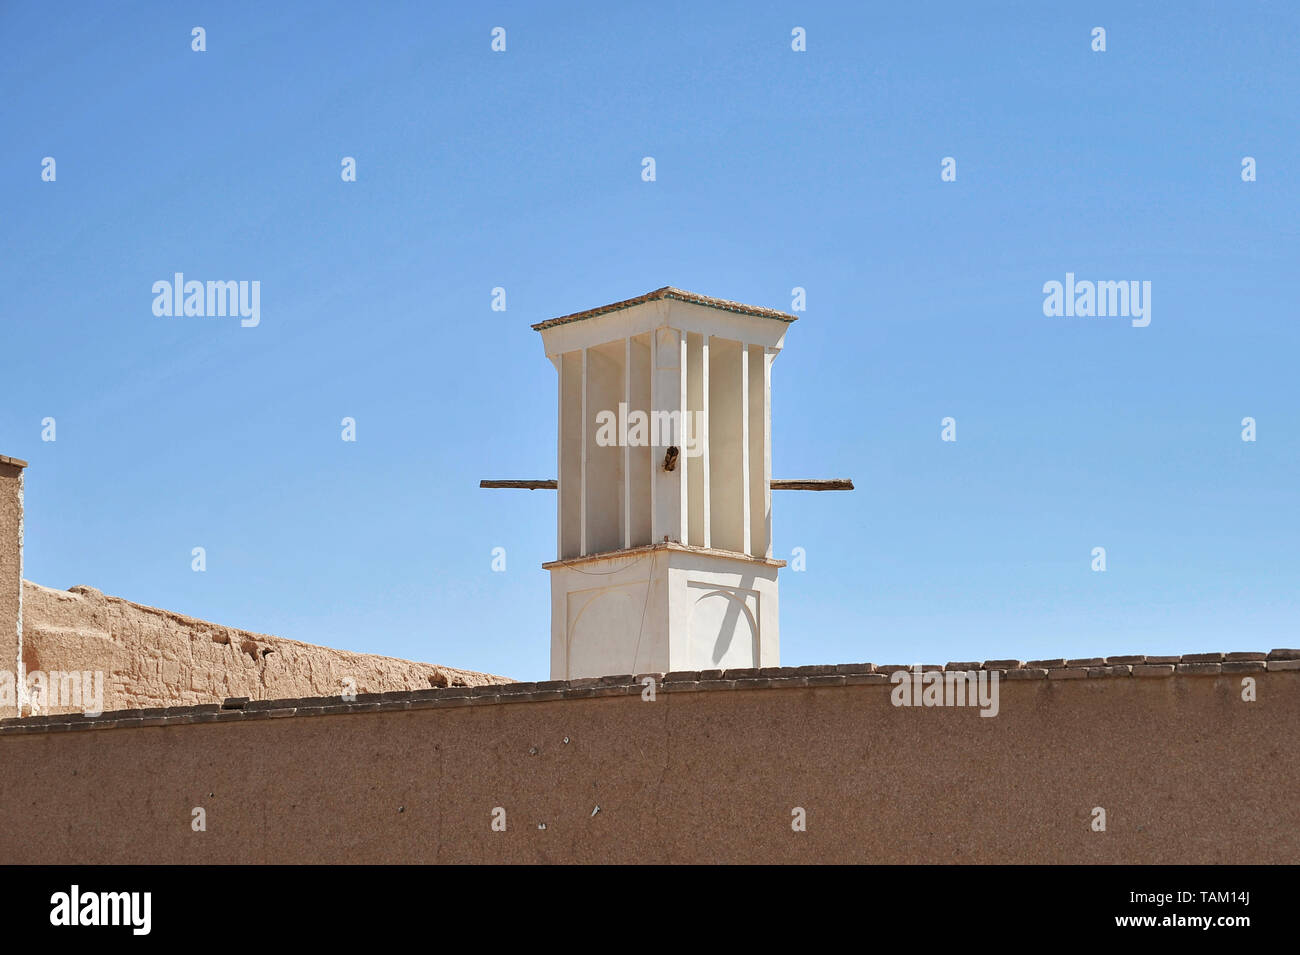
(14, 581, 509, 717)
(0, 459, 24, 706)
(0, 664, 1295, 864)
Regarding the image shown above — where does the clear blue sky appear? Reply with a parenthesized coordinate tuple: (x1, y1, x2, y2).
(3, 2, 1296, 680)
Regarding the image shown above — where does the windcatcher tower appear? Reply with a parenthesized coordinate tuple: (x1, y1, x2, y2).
(532, 288, 795, 680)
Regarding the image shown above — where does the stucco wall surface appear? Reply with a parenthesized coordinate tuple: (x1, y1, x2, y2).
(0, 667, 1294, 864)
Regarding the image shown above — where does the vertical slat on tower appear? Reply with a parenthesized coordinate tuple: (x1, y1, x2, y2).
(650, 328, 658, 540)
(623, 336, 631, 549)
(741, 343, 751, 556)
(580, 346, 588, 556)
(758, 346, 774, 557)
(700, 335, 711, 549)
(678, 331, 689, 544)
(555, 356, 563, 560)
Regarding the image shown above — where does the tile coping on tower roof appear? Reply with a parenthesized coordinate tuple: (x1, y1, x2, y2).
(541, 540, 787, 571)
(530, 287, 799, 332)
(0, 454, 29, 469)
(1, 650, 1295, 736)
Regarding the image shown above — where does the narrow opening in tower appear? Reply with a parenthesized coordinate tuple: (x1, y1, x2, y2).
(559, 350, 582, 559)
(748, 344, 771, 558)
(585, 341, 624, 554)
(627, 333, 653, 547)
(708, 336, 745, 554)
(686, 332, 706, 547)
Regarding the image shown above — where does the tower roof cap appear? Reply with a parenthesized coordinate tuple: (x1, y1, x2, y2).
(530, 286, 798, 332)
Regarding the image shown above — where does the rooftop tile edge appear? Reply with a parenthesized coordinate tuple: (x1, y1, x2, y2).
(0, 651, 1294, 736)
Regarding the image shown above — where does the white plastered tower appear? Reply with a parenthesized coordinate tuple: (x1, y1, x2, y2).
(533, 288, 794, 680)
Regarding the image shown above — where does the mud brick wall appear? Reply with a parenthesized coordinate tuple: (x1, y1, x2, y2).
(0, 656, 1296, 864)
(0, 457, 25, 717)
(17, 581, 510, 715)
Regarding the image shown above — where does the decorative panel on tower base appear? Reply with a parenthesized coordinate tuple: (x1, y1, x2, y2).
(544, 543, 783, 681)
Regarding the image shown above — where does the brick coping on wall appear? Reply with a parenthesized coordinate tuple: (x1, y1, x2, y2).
(2, 650, 1297, 736)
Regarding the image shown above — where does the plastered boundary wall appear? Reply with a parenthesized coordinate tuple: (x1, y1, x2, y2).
(0, 659, 1296, 864)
